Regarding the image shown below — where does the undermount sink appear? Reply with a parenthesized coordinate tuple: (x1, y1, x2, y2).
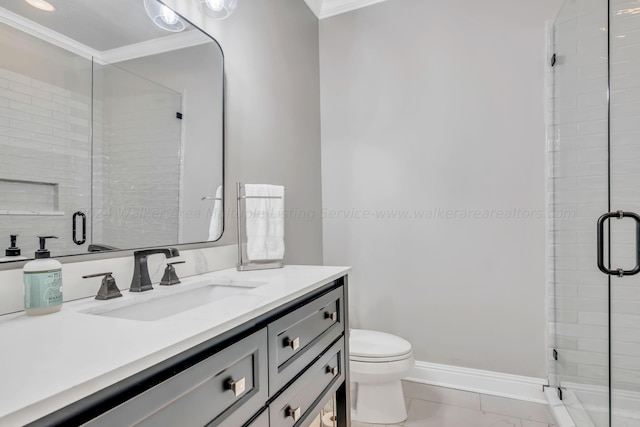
(80, 279, 266, 322)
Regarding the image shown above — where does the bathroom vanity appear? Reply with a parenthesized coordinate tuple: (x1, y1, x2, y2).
(0, 266, 351, 427)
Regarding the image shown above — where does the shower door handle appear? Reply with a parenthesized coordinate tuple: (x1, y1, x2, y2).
(597, 210, 640, 276)
(73, 211, 87, 245)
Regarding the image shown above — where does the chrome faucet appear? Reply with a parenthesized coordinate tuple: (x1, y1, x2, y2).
(130, 248, 180, 292)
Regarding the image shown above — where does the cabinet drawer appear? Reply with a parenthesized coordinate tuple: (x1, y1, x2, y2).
(243, 408, 269, 427)
(268, 286, 344, 394)
(269, 337, 345, 427)
(84, 329, 268, 427)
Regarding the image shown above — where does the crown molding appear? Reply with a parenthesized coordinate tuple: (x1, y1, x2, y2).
(303, 0, 323, 18)
(0, 7, 207, 64)
(0, 6, 100, 60)
(318, 0, 390, 19)
(100, 30, 210, 64)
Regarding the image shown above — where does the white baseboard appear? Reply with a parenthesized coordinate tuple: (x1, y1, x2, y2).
(404, 361, 549, 404)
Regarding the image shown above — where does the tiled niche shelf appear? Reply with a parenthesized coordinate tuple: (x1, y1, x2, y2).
(0, 179, 62, 216)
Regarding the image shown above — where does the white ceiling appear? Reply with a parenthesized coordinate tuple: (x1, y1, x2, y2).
(0, 0, 191, 51)
(1, 0, 389, 52)
(303, 0, 390, 19)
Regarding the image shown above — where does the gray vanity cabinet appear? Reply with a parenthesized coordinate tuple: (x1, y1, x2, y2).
(246, 409, 270, 427)
(269, 338, 345, 427)
(29, 277, 350, 427)
(83, 329, 268, 427)
(267, 286, 344, 395)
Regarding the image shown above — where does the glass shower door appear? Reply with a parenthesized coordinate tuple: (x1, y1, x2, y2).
(92, 61, 183, 250)
(552, 0, 640, 425)
(608, 0, 640, 425)
(551, 0, 610, 425)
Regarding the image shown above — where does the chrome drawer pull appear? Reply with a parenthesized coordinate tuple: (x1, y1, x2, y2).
(326, 365, 338, 376)
(226, 377, 246, 397)
(286, 406, 302, 421)
(285, 337, 300, 351)
(324, 311, 337, 321)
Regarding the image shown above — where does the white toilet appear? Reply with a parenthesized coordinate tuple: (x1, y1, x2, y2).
(349, 329, 414, 424)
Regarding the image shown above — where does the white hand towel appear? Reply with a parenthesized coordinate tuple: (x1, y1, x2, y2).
(245, 184, 285, 261)
(208, 185, 223, 241)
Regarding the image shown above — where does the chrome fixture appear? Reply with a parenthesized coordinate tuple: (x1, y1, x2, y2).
(235, 182, 285, 271)
(143, 0, 186, 32)
(131, 247, 180, 292)
(226, 377, 246, 397)
(193, 0, 238, 20)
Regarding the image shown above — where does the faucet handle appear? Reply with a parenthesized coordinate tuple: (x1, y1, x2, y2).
(160, 261, 185, 286)
(82, 272, 122, 300)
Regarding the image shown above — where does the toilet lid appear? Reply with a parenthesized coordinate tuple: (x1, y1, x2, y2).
(350, 329, 412, 359)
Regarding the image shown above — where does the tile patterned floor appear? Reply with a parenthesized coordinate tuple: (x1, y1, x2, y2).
(350, 381, 557, 427)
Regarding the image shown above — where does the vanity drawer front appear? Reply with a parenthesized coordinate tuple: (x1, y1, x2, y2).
(243, 408, 269, 427)
(269, 337, 345, 427)
(268, 286, 344, 394)
(84, 329, 268, 427)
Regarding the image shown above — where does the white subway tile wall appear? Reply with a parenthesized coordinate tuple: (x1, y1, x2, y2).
(1, 20, 185, 257)
(94, 64, 182, 249)
(0, 66, 92, 257)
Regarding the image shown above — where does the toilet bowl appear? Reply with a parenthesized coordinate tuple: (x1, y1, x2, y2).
(349, 329, 414, 424)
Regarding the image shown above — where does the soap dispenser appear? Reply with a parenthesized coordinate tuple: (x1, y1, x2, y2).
(0, 235, 27, 262)
(23, 236, 62, 316)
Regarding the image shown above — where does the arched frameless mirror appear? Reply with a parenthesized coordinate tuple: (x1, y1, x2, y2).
(0, 0, 224, 261)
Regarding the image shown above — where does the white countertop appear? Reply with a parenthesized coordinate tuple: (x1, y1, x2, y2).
(0, 265, 350, 426)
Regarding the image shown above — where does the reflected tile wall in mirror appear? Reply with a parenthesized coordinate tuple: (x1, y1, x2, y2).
(0, 1, 224, 261)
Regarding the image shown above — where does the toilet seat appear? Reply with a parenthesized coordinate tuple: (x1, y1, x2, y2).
(349, 329, 414, 423)
(350, 329, 413, 362)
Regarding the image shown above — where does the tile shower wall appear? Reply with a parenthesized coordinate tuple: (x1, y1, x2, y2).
(94, 64, 182, 249)
(0, 21, 183, 256)
(0, 49, 92, 257)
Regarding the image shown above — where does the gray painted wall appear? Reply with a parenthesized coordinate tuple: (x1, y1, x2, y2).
(320, 0, 562, 378)
(163, 0, 324, 265)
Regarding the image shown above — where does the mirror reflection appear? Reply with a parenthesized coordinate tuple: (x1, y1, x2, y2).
(0, 0, 224, 261)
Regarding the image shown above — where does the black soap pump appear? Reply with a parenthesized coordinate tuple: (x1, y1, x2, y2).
(0, 235, 27, 262)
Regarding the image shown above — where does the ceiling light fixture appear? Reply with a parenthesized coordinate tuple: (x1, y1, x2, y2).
(25, 0, 56, 12)
(193, 0, 238, 20)
(143, 0, 186, 32)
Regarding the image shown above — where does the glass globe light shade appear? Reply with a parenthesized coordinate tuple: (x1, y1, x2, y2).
(194, 0, 238, 20)
(143, 0, 186, 32)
